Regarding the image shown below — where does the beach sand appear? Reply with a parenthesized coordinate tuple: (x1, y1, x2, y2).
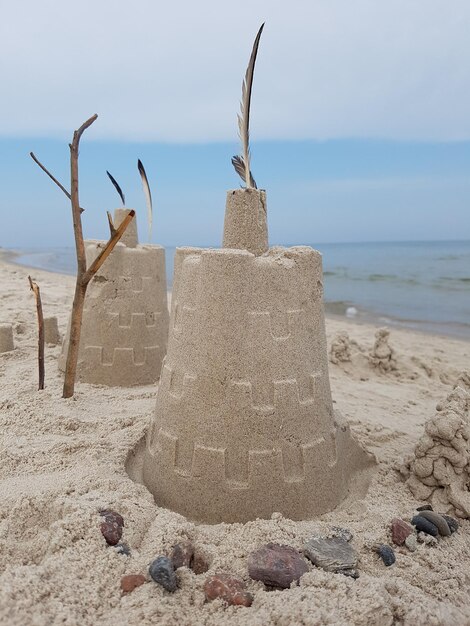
(1, 251, 469, 625)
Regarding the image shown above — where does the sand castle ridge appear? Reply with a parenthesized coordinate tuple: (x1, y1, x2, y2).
(140, 189, 374, 523)
(59, 209, 169, 386)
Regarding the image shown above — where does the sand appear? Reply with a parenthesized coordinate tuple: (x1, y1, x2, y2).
(1, 250, 470, 625)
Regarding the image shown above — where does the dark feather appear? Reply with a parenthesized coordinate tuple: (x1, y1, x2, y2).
(106, 170, 125, 205)
(231, 155, 257, 188)
(137, 159, 153, 241)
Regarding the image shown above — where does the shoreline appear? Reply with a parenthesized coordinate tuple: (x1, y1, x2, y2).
(3, 246, 469, 343)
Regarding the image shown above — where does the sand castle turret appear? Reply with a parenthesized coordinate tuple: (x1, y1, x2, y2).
(59, 209, 169, 386)
(141, 189, 374, 523)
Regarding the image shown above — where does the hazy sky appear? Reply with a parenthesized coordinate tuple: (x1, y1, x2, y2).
(1, 0, 469, 246)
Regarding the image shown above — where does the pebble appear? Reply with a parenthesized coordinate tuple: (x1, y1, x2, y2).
(391, 518, 413, 546)
(115, 543, 131, 556)
(171, 540, 194, 569)
(204, 573, 253, 607)
(304, 537, 358, 573)
(416, 504, 433, 511)
(100, 509, 124, 528)
(149, 556, 178, 592)
(418, 511, 451, 537)
(404, 534, 418, 552)
(100, 510, 124, 546)
(330, 527, 353, 542)
(411, 515, 439, 537)
(442, 515, 459, 534)
(376, 544, 396, 566)
(120, 574, 146, 593)
(248, 543, 309, 589)
(191, 552, 210, 575)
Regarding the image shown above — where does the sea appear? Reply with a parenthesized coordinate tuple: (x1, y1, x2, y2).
(11, 240, 470, 340)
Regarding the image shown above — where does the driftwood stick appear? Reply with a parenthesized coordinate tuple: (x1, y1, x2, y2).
(32, 113, 134, 398)
(30, 151, 85, 214)
(62, 114, 97, 398)
(28, 276, 45, 390)
(30, 152, 71, 200)
(83, 210, 135, 284)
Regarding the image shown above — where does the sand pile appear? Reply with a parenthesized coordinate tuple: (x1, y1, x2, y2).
(403, 382, 470, 518)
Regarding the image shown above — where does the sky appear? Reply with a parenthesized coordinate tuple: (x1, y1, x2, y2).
(1, 0, 470, 247)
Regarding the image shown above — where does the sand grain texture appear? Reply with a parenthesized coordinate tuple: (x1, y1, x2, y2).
(1, 251, 470, 625)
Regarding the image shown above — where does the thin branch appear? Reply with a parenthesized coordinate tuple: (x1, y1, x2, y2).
(30, 152, 71, 200)
(83, 210, 135, 284)
(28, 276, 45, 390)
(30, 151, 85, 214)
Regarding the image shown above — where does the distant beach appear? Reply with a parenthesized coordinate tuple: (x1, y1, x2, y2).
(9, 240, 470, 340)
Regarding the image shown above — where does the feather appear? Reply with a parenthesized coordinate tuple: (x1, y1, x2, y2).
(137, 159, 153, 242)
(231, 155, 256, 188)
(232, 23, 264, 189)
(106, 170, 125, 205)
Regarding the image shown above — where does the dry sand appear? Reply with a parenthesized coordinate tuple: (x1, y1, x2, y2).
(1, 250, 469, 625)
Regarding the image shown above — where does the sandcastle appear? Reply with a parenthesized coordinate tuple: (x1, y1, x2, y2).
(59, 209, 169, 386)
(140, 189, 374, 523)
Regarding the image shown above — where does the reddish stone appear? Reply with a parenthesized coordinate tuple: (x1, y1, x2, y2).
(248, 543, 309, 589)
(191, 552, 210, 575)
(100, 509, 124, 546)
(121, 574, 146, 593)
(391, 518, 414, 546)
(171, 540, 194, 569)
(204, 573, 253, 607)
(100, 509, 124, 528)
(101, 520, 123, 545)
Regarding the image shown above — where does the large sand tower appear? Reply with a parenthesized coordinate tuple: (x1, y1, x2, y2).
(59, 209, 169, 386)
(141, 189, 373, 523)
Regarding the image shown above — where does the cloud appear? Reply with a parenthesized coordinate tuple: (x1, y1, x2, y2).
(1, 0, 470, 142)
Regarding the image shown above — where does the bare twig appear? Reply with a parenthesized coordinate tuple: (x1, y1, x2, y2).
(28, 276, 45, 390)
(32, 113, 135, 398)
(30, 152, 85, 214)
(84, 210, 135, 284)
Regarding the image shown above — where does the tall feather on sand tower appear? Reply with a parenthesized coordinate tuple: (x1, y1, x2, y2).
(231, 23, 264, 189)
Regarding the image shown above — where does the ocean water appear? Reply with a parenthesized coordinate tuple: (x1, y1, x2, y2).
(12, 240, 470, 339)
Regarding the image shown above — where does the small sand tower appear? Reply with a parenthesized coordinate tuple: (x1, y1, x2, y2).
(59, 209, 169, 386)
(141, 189, 374, 523)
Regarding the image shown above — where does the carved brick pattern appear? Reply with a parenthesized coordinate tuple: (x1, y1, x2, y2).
(150, 428, 339, 488)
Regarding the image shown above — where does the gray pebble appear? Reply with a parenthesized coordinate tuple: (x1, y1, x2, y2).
(376, 544, 395, 566)
(404, 534, 417, 552)
(149, 556, 177, 592)
(416, 504, 433, 511)
(411, 515, 439, 537)
(418, 511, 451, 537)
(304, 537, 357, 573)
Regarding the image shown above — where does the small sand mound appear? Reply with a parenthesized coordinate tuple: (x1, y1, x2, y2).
(404, 384, 470, 517)
(369, 328, 397, 373)
(329, 331, 352, 365)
